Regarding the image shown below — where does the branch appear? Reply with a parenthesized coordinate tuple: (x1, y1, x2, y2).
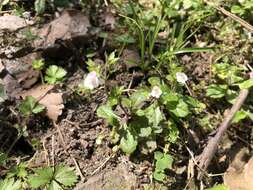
(197, 88, 249, 175)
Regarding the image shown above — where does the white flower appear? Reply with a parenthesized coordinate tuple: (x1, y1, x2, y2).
(150, 86, 162, 99)
(176, 72, 188, 84)
(83, 71, 100, 90)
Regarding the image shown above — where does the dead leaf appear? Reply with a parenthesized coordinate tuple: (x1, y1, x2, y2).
(0, 15, 27, 31)
(39, 93, 64, 121)
(19, 84, 64, 121)
(224, 148, 253, 190)
(19, 85, 54, 100)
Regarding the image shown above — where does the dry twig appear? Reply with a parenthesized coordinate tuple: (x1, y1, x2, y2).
(205, 1, 253, 34)
(197, 89, 249, 175)
(53, 121, 85, 181)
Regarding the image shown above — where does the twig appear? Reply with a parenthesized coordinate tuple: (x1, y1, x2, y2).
(206, 2, 253, 34)
(215, 6, 253, 34)
(90, 154, 113, 176)
(51, 135, 55, 167)
(43, 138, 50, 166)
(197, 88, 249, 176)
(53, 121, 85, 181)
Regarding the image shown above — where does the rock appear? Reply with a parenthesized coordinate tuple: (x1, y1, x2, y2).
(33, 9, 91, 58)
(121, 49, 140, 69)
(224, 148, 253, 190)
(0, 15, 27, 31)
(74, 164, 137, 190)
(2, 53, 40, 98)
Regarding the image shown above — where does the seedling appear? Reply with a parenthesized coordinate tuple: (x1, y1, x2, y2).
(19, 96, 45, 117)
(28, 165, 77, 190)
(45, 65, 67, 84)
(153, 151, 173, 182)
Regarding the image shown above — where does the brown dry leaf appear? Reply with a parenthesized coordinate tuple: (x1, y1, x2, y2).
(39, 93, 64, 121)
(19, 84, 64, 121)
(224, 149, 253, 190)
(19, 84, 54, 100)
(0, 15, 27, 31)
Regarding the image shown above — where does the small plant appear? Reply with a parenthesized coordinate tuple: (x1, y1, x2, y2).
(45, 65, 67, 84)
(19, 96, 45, 117)
(0, 178, 22, 190)
(0, 163, 77, 190)
(153, 151, 173, 182)
(206, 61, 253, 124)
(32, 59, 45, 71)
(97, 76, 205, 155)
(34, 0, 46, 15)
(28, 164, 78, 190)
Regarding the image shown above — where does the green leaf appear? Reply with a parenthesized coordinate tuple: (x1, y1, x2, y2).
(226, 89, 238, 104)
(168, 99, 189, 118)
(115, 34, 136, 44)
(19, 96, 45, 116)
(139, 127, 152, 137)
(120, 129, 137, 154)
(153, 170, 166, 182)
(0, 152, 7, 166)
(161, 90, 178, 105)
(148, 77, 161, 86)
(0, 178, 22, 190)
(212, 63, 244, 84)
(238, 79, 253, 89)
(54, 165, 78, 187)
(48, 180, 63, 190)
(231, 5, 244, 15)
(34, 0, 46, 15)
(205, 184, 229, 190)
(246, 111, 253, 121)
(32, 59, 44, 71)
(32, 104, 45, 114)
(184, 96, 206, 113)
(128, 116, 149, 137)
(130, 88, 150, 109)
(232, 110, 248, 124)
(155, 153, 173, 171)
(107, 51, 119, 65)
(206, 84, 227, 99)
(154, 151, 163, 160)
(144, 104, 164, 128)
(19, 96, 35, 116)
(28, 167, 54, 188)
(45, 65, 67, 84)
(167, 121, 179, 143)
(97, 105, 120, 125)
(6, 163, 28, 179)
